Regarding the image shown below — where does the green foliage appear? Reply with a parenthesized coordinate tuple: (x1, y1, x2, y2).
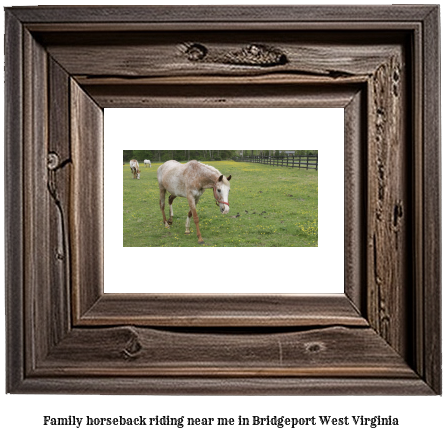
(123, 160, 318, 247)
(123, 150, 238, 163)
(294, 150, 317, 156)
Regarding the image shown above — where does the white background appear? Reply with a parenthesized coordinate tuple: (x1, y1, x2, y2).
(1, 1, 442, 438)
(105, 108, 344, 294)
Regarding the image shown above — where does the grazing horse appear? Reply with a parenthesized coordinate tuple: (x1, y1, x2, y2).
(144, 159, 151, 168)
(157, 160, 231, 244)
(129, 159, 140, 179)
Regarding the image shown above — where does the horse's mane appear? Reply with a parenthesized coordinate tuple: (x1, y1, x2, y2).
(196, 161, 221, 175)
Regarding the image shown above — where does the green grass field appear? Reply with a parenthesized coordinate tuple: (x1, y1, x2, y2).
(123, 160, 318, 247)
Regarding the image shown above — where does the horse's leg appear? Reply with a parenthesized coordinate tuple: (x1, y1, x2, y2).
(185, 209, 192, 235)
(187, 196, 204, 244)
(159, 186, 169, 228)
(185, 197, 199, 235)
(167, 195, 176, 225)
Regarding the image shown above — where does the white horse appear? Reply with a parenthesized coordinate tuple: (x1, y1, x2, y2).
(129, 159, 140, 179)
(144, 159, 151, 168)
(157, 160, 231, 244)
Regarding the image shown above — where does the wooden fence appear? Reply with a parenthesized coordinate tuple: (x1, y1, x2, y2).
(235, 155, 318, 170)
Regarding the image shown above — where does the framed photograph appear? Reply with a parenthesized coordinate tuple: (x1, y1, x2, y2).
(108, 108, 334, 296)
(5, 5, 440, 394)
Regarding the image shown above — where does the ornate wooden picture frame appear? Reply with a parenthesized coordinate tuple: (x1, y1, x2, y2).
(5, 6, 441, 394)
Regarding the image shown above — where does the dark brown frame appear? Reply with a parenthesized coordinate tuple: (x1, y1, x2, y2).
(5, 6, 441, 394)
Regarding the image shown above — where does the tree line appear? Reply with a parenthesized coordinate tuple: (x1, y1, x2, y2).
(123, 150, 318, 163)
(123, 150, 236, 163)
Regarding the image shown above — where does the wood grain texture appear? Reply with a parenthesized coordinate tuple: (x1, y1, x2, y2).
(4, 5, 441, 395)
(70, 80, 104, 320)
(344, 90, 366, 313)
(8, 5, 437, 24)
(13, 377, 434, 396)
(4, 10, 24, 393)
(83, 83, 360, 108)
(411, 19, 425, 382)
(422, 6, 441, 394)
(42, 32, 399, 79)
(23, 29, 50, 372)
(366, 51, 409, 357)
(79, 294, 367, 327)
(48, 57, 72, 345)
(38, 326, 415, 377)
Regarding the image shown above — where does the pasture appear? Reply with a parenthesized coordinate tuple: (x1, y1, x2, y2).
(123, 161, 318, 247)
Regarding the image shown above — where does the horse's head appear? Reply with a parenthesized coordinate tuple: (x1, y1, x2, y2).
(214, 174, 231, 214)
(136, 170, 140, 179)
